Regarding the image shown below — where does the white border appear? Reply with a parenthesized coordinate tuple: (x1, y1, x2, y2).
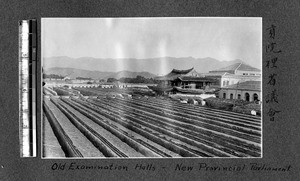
(41, 17, 263, 159)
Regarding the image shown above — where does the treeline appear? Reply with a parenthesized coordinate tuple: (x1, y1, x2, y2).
(43, 74, 64, 79)
(76, 77, 92, 80)
(43, 74, 94, 80)
(107, 75, 159, 84)
(44, 73, 158, 84)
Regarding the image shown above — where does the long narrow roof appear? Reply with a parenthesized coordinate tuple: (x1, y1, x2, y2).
(209, 63, 261, 73)
(222, 81, 261, 91)
(238, 63, 261, 71)
(204, 72, 262, 79)
(178, 76, 217, 82)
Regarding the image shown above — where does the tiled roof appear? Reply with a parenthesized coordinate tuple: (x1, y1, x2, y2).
(171, 68, 194, 74)
(201, 72, 228, 76)
(155, 74, 180, 81)
(223, 81, 261, 91)
(155, 68, 195, 81)
(213, 63, 241, 71)
(178, 76, 217, 82)
(210, 63, 261, 73)
(238, 63, 261, 71)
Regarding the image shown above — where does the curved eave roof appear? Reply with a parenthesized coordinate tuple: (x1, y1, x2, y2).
(171, 68, 194, 74)
(155, 68, 195, 81)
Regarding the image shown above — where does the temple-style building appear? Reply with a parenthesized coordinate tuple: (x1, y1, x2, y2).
(151, 63, 261, 99)
(154, 68, 216, 94)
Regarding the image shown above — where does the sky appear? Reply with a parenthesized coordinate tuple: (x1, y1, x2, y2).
(42, 17, 262, 68)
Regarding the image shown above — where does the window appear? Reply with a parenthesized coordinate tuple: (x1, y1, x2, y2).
(223, 93, 226, 99)
(230, 93, 233, 99)
(223, 81, 226, 86)
(238, 94, 241, 99)
(253, 93, 259, 101)
(245, 92, 250, 101)
(226, 81, 229, 86)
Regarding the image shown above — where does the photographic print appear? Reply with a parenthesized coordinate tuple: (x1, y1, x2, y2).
(41, 18, 262, 158)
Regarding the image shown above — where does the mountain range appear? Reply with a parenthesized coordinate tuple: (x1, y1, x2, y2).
(43, 56, 258, 79)
(44, 68, 156, 80)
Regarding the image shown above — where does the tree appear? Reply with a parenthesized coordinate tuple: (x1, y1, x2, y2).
(76, 76, 92, 80)
(107, 78, 118, 82)
(43, 74, 64, 79)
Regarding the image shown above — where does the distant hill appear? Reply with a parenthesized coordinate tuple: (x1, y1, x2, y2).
(43, 56, 251, 75)
(105, 70, 156, 79)
(44, 67, 156, 80)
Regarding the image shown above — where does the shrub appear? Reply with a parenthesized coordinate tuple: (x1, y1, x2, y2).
(232, 103, 261, 116)
(204, 98, 234, 111)
(187, 98, 198, 105)
(53, 87, 71, 96)
(73, 88, 99, 96)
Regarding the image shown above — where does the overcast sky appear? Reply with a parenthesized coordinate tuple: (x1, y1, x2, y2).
(42, 18, 262, 67)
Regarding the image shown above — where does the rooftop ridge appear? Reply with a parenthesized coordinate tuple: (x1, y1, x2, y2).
(234, 63, 243, 72)
(210, 62, 261, 72)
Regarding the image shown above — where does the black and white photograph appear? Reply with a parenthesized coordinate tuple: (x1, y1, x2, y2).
(41, 17, 262, 158)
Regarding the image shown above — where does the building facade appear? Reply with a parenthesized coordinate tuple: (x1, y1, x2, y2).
(205, 63, 261, 89)
(155, 68, 216, 90)
(219, 81, 261, 102)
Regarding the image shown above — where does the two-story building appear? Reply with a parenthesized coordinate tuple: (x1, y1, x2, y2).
(204, 62, 261, 88)
(201, 63, 261, 100)
(219, 81, 261, 102)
